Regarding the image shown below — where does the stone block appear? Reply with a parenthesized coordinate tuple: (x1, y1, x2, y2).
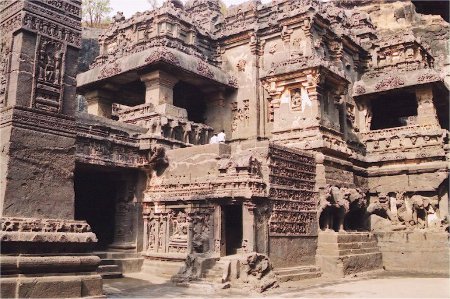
(17, 276, 82, 298)
(0, 278, 17, 298)
(81, 275, 103, 297)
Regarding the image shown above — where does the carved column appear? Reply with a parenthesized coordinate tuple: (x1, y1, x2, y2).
(84, 89, 113, 118)
(304, 70, 324, 126)
(243, 202, 256, 253)
(140, 70, 178, 107)
(416, 86, 439, 126)
(213, 205, 222, 257)
(143, 213, 149, 252)
(0, 1, 103, 297)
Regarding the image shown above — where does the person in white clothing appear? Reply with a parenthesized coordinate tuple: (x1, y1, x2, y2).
(209, 134, 219, 144)
(217, 130, 226, 143)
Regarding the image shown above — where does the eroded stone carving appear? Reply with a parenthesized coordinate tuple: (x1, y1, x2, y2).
(318, 186, 366, 232)
(33, 35, 66, 112)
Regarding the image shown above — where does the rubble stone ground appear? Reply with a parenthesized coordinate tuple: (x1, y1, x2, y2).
(104, 271, 450, 298)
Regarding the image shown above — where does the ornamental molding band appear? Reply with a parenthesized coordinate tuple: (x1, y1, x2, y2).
(0, 217, 97, 244)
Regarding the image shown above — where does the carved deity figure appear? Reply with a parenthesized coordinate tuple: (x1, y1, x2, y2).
(290, 89, 302, 111)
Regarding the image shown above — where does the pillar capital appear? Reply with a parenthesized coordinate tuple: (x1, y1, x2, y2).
(84, 89, 114, 118)
(140, 71, 179, 106)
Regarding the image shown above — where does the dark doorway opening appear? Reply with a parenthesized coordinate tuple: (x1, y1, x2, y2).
(74, 170, 117, 250)
(370, 91, 418, 130)
(173, 81, 207, 123)
(224, 204, 243, 255)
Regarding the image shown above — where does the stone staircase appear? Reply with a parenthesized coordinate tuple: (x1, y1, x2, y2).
(316, 231, 383, 277)
(95, 251, 144, 279)
(274, 265, 322, 282)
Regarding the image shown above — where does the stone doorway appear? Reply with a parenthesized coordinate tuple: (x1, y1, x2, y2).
(74, 166, 139, 251)
(224, 204, 243, 255)
(74, 170, 117, 249)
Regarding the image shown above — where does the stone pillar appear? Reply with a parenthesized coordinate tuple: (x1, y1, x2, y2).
(110, 180, 136, 250)
(243, 202, 256, 253)
(213, 205, 222, 257)
(85, 90, 113, 118)
(143, 214, 149, 252)
(416, 86, 439, 126)
(0, 1, 102, 297)
(140, 70, 178, 107)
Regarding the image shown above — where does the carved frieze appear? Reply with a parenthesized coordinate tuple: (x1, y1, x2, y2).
(145, 47, 181, 66)
(374, 76, 405, 91)
(197, 61, 214, 79)
(268, 144, 318, 236)
(98, 62, 122, 80)
(22, 12, 81, 48)
(0, 217, 97, 243)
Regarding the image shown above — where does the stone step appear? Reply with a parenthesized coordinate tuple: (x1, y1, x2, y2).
(274, 265, 321, 282)
(98, 264, 123, 279)
(274, 265, 320, 276)
(338, 241, 378, 250)
(141, 259, 185, 277)
(317, 246, 380, 256)
(94, 251, 139, 260)
(277, 271, 321, 282)
(101, 257, 144, 273)
(318, 240, 378, 248)
(318, 232, 375, 244)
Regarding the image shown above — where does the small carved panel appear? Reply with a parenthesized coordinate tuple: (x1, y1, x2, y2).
(32, 35, 66, 113)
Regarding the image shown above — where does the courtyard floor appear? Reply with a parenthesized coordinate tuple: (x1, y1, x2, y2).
(104, 271, 450, 298)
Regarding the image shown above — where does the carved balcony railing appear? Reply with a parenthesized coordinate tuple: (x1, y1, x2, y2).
(116, 103, 214, 147)
(359, 124, 447, 162)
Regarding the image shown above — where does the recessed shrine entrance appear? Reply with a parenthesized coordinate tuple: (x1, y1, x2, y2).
(224, 204, 243, 255)
(74, 165, 140, 251)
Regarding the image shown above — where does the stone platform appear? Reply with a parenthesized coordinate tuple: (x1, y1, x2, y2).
(0, 255, 104, 298)
(375, 231, 449, 275)
(316, 231, 383, 277)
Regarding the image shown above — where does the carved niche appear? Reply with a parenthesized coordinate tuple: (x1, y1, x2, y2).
(32, 35, 66, 113)
(168, 209, 189, 253)
(290, 88, 302, 111)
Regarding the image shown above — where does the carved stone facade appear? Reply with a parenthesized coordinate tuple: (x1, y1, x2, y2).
(73, 0, 448, 279)
(1, 0, 448, 294)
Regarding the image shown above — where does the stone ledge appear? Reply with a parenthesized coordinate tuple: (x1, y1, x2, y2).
(1, 255, 100, 275)
(0, 274, 104, 298)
